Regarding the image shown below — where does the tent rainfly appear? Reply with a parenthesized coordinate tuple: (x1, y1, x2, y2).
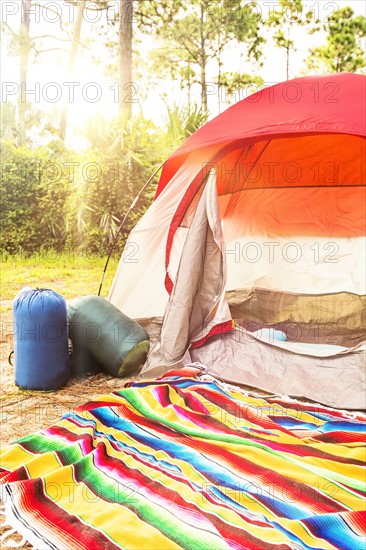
(109, 73, 366, 410)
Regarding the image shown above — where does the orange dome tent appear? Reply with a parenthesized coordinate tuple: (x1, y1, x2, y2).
(109, 73, 366, 409)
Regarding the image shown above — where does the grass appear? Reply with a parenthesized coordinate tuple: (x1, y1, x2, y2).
(0, 252, 119, 309)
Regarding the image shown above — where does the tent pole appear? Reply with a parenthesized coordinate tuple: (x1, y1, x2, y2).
(97, 162, 165, 297)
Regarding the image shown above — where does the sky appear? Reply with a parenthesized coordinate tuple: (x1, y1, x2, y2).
(1, 0, 365, 147)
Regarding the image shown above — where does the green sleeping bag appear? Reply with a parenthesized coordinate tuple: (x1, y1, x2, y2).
(68, 296, 150, 378)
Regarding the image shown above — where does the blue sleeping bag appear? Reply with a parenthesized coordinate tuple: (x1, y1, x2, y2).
(13, 288, 70, 390)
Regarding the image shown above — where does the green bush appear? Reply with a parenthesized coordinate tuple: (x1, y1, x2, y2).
(0, 140, 74, 253)
(74, 115, 169, 254)
(1, 109, 206, 255)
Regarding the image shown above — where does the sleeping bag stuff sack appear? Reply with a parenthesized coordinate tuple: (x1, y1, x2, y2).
(67, 299, 102, 377)
(13, 288, 70, 390)
(67, 295, 150, 378)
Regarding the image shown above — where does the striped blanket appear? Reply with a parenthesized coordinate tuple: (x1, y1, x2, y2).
(1, 373, 365, 549)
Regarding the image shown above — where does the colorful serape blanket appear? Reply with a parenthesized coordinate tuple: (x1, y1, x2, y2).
(1, 373, 365, 549)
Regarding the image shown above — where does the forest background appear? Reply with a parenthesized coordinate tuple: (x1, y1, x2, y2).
(1, 0, 365, 261)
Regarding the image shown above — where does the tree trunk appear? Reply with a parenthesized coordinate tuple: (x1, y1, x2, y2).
(119, 0, 133, 126)
(18, 0, 32, 145)
(59, 1, 85, 141)
(199, 3, 207, 112)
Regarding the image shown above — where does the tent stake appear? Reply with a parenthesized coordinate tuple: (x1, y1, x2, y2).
(97, 162, 165, 297)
